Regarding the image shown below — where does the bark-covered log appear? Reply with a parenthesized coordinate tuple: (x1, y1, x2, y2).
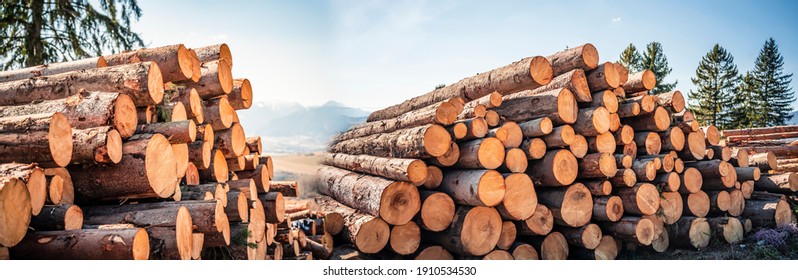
(0, 112, 73, 167)
(682, 191, 710, 218)
(329, 124, 451, 159)
(335, 101, 459, 143)
(438, 169, 505, 207)
(0, 177, 31, 247)
(707, 217, 744, 244)
(316, 165, 420, 225)
(665, 216, 711, 249)
(8, 228, 150, 260)
(174, 60, 232, 98)
(525, 231, 569, 260)
(743, 198, 794, 228)
(592, 196, 624, 222)
(0, 57, 107, 83)
(496, 173, 536, 220)
(547, 44, 599, 79)
(537, 183, 593, 227)
(0, 62, 163, 106)
(527, 149, 578, 187)
(614, 183, 660, 216)
(30, 204, 83, 231)
(426, 206, 502, 257)
(416, 190, 455, 232)
(599, 216, 655, 246)
(621, 70, 656, 93)
(0, 163, 46, 216)
(104, 44, 194, 82)
(321, 153, 427, 185)
(496, 88, 578, 124)
(755, 173, 798, 193)
(315, 196, 390, 254)
(452, 137, 506, 170)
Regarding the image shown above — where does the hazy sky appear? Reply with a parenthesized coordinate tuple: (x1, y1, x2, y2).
(133, 0, 798, 111)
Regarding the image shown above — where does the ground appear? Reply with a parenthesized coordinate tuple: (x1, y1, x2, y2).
(270, 153, 322, 197)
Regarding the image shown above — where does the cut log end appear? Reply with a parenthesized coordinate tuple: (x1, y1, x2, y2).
(540, 232, 569, 260)
(0, 177, 32, 247)
(461, 206, 502, 256)
(356, 218, 391, 254)
(423, 125, 453, 157)
(529, 56, 554, 86)
(113, 94, 138, 138)
(420, 192, 455, 232)
(390, 222, 420, 255)
(144, 134, 180, 197)
(379, 181, 421, 225)
(132, 228, 151, 260)
(45, 112, 74, 167)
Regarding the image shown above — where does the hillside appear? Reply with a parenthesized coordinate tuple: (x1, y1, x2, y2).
(237, 101, 369, 153)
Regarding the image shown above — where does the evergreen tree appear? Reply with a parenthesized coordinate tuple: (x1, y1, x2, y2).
(618, 43, 643, 72)
(0, 0, 144, 69)
(750, 38, 795, 126)
(688, 44, 739, 129)
(729, 72, 761, 128)
(641, 42, 678, 94)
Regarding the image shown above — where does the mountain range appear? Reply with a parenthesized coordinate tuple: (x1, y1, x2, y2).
(237, 101, 369, 154)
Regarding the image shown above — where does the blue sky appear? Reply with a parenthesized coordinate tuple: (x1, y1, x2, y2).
(133, 0, 798, 111)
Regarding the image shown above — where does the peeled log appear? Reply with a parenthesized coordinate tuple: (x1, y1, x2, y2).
(428, 206, 502, 257)
(329, 124, 451, 159)
(367, 55, 552, 122)
(537, 183, 593, 227)
(69, 134, 178, 200)
(438, 169, 505, 207)
(0, 112, 73, 167)
(416, 190, 455, 232)
(0, 177, 32, 247)
(8, 228, 149, 260)
(0, 91, 137, 139)
(321, 153, 427, 185)
(665, 216, 711, 249)
(527, 149, 578, 187)
(0, 62, 163, 106)
(316, 165, 420, 225)
(592, 196, 624, 222)
(315, 195, 390, 254)
(516, 204, 554, 236)
(496, 88, 578, 124)
(0, 163, 46, 216)
(497, 173, 537, 220)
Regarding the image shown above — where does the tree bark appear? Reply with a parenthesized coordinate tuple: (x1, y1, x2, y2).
(321, 153, 428, 185)
(8, 228, 150, 260)
(665, 216, 711, 249)
(328, 124, 451, 159)
(599, 216, 655, 246)
(0, 112, 72, 167)
(334, 101, 459, 143)
(743, 198, 794, 228)
(0, 163, 46, 216)
(174, 60, 233, 98)
(315, 195, 390, 254)
(30, 204, 83, 231)
(193, 44, 232, 67)
(496, 88, 578, 124)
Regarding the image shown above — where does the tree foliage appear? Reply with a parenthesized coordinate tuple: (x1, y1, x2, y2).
(618, 43, 643, 72)
(750, 38, 795, 126)
(0, 0, 144, 69)
(641, 42, 677, 94)
(688, 44, 739, 129)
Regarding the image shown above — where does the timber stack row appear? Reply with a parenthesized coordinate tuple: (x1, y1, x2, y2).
(0, 44, 324, 260)
(317, 43, 797, 260)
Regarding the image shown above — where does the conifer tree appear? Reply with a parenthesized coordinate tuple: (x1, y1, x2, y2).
(750, 38, 795, 126)
(618, 43, 643, 72)
(688, 44, 739, 129)
(729, 72, 761, 128)
(641, 42, 678, 94)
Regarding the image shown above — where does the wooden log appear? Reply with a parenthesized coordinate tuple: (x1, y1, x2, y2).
(427, 205, 502, 257)
(224, 191, 248, 223)
(559, 223, 602, 250)
(654, 90, 686, 113)
(525, 231, 569, 260)
(43, 168, 74, 204)
(422, 165, 443, 189)
(452, 137, 505, 170)
(660, 127, 685, 152)
(446, 122, 467, 140)
(0, 56, 107, 82)
(541, 125, 575, 147)
(137, 105, 154, 124)
(174, 60, 233, 98)
(727, 189, 745, 217)
(578, 153, 618, 179)
(621, 141, 639, 159)
(509, 242, 539, 260)
(678, 167, 703, 194)
(0, 91, 137, 139)
(496, 88, 578, 124)
(743, 198, 794, 228)
(587, 132, 616, 154)
(599, 216, 655, 246)
(707, 217, 744, 244)
(529, 68, 592, 103)
(485, 110, 500, 127)
(755, 173, 798, 193)
(136, 120, 196, 144)
(0, 163, 46, 216)
(621, 70, 656, 92)
(520, 138, 547, 160)
(495, 121, 523, 148)
(572, 107, 611, 136)
(684, 160, 731, 178)
(258, 192, 286, 224)
(736, 167, 761, 181)
(329, 124, 451, 159)
(570, 235, 618, 260)
(416, 190, 455, 232)
(584, 180, 612, 196)
(659, 192, 684, 225)
(438, 169, 505, 207)
(213, 122, 246, 158)
(321, 153, 427, 185)
(611, 169, 637, 188)
(625, 94, 656, 113)
(609, 113, 621, 132)
(582, 90, 619, 113)
(315, 196, 390, 254)
(547, 44, 599, 78)
(194, 44, 232, 66)
(228, 79, 253, 110)
(268, 181, 297, 198)
(537, 183, 593, 227)
(614, 183, 660, 216)
(617, 102, 640, 118)
(316, 165, 420, 225)
(165, 87, 204, 124)
(516, 204, 554, 236)
(678, 131, 708, 161)
(682, 191, 710, 218)
(104, 44, 194, 82)
(9, 228, 149, 260)
(0, 112, 73, 167)
(0, 177, 31, 247)
(652, 172, 681, 192)
(499, 148, 528, 173)
(462, 91, 502, 110)
(0, 62, 163, 106)
(586, 62, 620, 92)
(367, 56, 552, 122)
(335, 101, 460, 143)
(592, 196, 624, 222)
(188, 141, 212, 170)
(388, 221, 421, 255)
(631, 159, 657, 182)
(495, 221, 518, 250)
(527, 149, 578, 187)
(414, 245, 453, 260)
(666, 216, 711, 249)
(69, 134, 178, 200)
(615, 154, 633, 169)
(69, 126, 123, 165)
(30, 204, 83, 231)
(497, 173, 536, 220)
(518, 117, 553, 138)
(569, 134, 588, 159)
(202, 97, 234, 130)
(749, 152, 778, 171)
(624, 106, 670, 132)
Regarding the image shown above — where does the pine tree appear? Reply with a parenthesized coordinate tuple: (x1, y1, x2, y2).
(618, 43, 643, 72)
(0, 0, 144, 69)
(750, 38, 795, 126)
(641, 42, 678, 94)
(688, 44, 739, 129)
(729, 72, 762, 128)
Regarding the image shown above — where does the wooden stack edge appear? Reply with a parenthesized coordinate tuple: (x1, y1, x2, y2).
(314, 43, 797, 260)
(0, 44, 314, 260)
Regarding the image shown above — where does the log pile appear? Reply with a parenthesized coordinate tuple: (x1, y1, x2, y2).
(318, 43, 797, 260)
(0, 44, 314, 260)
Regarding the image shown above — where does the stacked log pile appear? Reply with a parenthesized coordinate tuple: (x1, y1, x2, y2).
(0, 44, 314, 260)
(317, 43, 797, 260)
